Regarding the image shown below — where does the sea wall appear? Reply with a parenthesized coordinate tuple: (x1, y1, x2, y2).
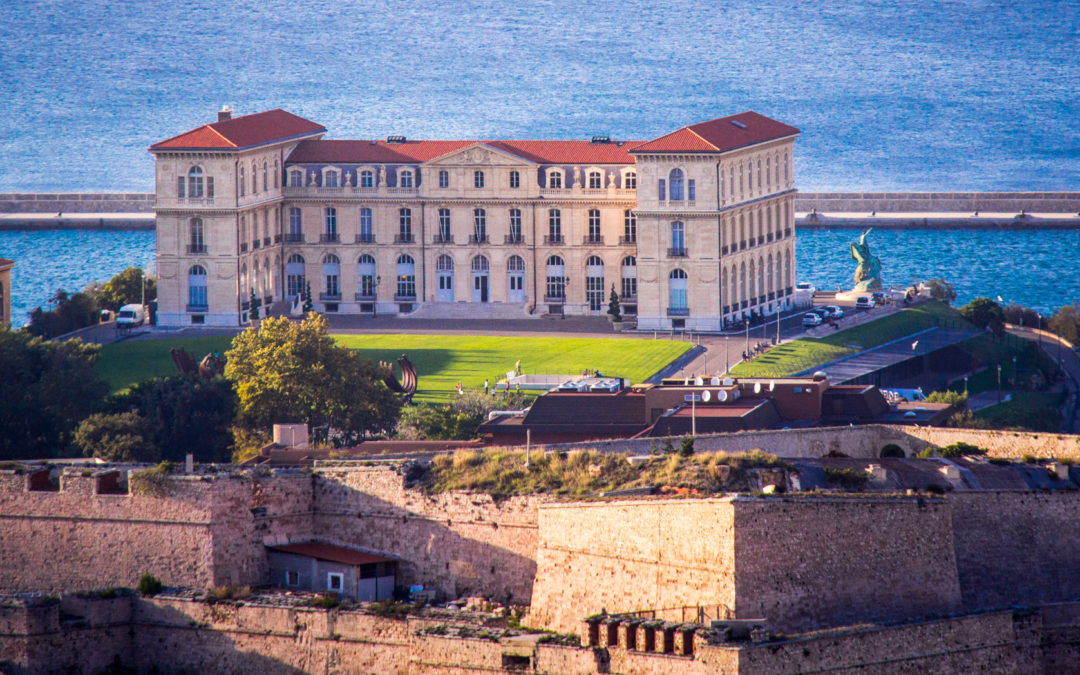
(0, 193, 154, 214)
(795, 191, 1080, 214)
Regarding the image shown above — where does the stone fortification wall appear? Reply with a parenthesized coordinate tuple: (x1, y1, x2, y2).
(0, 468, 313, 593)
(312, 466, 551, 603)
(0, 193, 154, 214)
(950, 491, 1080, 612)
(796, 192, 1080, 214)
(732, 496, 962, 633)
(530, 499, 737, 634)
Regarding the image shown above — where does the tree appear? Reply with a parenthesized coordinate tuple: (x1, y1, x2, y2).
(0, 329, 108, 459)
(1003, 303, 1041, 329)
(73, 412, 157, 462)
(225, 313, 401, 444)
(1049, 305, 1080, 344)
(398, 390, 530, 440)
(96, 267, 156, 313)
(607, 285, 622, 322)
(249, 289, 260, 322)
(27, 290, 99, 338)
(113, 376, 237, 463)
(303, 281, 314, 313)
(960, 297, 1006, 336)
(926, 278, 957, 305)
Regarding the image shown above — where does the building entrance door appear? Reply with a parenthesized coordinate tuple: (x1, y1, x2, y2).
(473, 274, 489, 303)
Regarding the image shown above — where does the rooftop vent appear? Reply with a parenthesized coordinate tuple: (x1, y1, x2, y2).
(386, 135, 407, 144)
(591, 135, 611, 144)
(218, 105, 233, 123)
(730, 119, 747, 129)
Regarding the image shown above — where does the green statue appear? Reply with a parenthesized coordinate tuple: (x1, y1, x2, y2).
(850, 228, 883, 291)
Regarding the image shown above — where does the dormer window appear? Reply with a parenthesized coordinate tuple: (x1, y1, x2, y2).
(623, 171, 637, 189)
(400, 170, 415, 188)
(324, 169, 339, 188)
(289, 169, 303, 187)
(360, 170, 374, 188)
(547, 169, 563, 189)
(587, 171, 602, 189)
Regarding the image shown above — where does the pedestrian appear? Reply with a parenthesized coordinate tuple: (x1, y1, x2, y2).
(484, 379, 490, 395)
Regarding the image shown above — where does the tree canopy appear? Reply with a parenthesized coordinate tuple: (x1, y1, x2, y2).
(398, 390, 530, 440)
(224, 313, 401, 444)
(96, 266, 156, 312)
(0, 329, 108, 459)
(960, 297, 1006, 336)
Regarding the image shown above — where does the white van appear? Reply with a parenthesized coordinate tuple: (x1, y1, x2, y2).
(115, 304, 146, 327)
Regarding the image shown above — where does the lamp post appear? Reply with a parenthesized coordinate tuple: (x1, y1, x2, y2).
(776, 301, 782, 345)
(745, 319, 750, 359)
(963, 375, 969, 397)
(1013, 355, 1018, 389)
(997, 364, 1002, 404)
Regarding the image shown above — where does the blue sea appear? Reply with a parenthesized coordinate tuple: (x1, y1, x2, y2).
(0, 0, 1077, 192)
(2, 227, 1076, 327)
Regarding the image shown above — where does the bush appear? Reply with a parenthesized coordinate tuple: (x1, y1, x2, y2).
(925, 390, 968, 407)
(302, 594, 341, 610)
(130, 461, 175, 497)
(73, 412, 157, 463)
(939, 441, 986, 458)
(960, 297, 1006, 336)
(823, 467, 869, 491)
(365, 598, 419, 618)
(137, 573, 162, 596)
(679, 437, 695, 457)
(398, 390, 530, 441)
(205, 585, 252, 604)
(27, 290, 100, 338)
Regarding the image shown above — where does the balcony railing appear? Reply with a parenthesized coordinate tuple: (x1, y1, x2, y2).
(386, 187, 420, 195)
(668, 247, 688, 257)
(583, 235, 604, 245)
(619, 235, 636, 245)
(394, 234, 415, 244)
(319, 293, 341, 301)
(320, 233, 340, 243)
(667, 306, 690, 316)
(355, 233, 375, 244)
(544, 234, 564, 245)
(284, 233, 304, 243)
(186, 303, 208, 313)
(469, 234, 489, 244)
(543, 295, 566, 303)
(504, 234, 524, 244)
(186, 244, 207, 254)
(433, 234, 454, 244)
(355, 292, 375, 301)
(394, 294, 417, 302)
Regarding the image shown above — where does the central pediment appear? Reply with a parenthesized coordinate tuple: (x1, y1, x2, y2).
(423, 142, 536, 167)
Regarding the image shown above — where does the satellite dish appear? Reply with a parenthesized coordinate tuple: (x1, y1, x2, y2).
(711, 376, 720, 386)
(718, 390, 729, 402)
(695, 376, 704, 386)
(769, 380, 776, 392)
(702, 390, 712, 402)
(754, 382, 762, 394)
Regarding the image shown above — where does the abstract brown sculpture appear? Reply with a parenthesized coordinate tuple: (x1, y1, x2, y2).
(170, 347, 225, 380)
(380, 354, 418, 403)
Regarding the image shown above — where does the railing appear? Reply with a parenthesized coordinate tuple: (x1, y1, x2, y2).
(394, 234, 415, 244)
(504, 234, 523, 244)
(394, 294, 416, 302)
(539, 188, 571, 197)
(544, 295, 566, 303)
(387, 187, 420, 195)
(355, 293, 375, 301)
(544, 234, 564, 245)
(668, 247, 688, 257)
(469, 234, 489, 244)
(667, 306, 690, 316)
(186, 303, 208, 313)
(619, 235, 636, 245)
(177, 197, 216, 206)
(284, 233, 304, 243)
(319, 293, 341, 301)
(355, 233, 375, 244)
(433, 234, 454, 244)
(583, 235, 604, 245)
(186, 244, 207, 254)
(320, 233, 340, 243)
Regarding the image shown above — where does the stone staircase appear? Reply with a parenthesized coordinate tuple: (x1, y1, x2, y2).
(404, 301, 534, 320)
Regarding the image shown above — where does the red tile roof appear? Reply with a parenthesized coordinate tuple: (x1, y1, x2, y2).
(285, 139, 643, 165)
(267, 542, 394, 566)
(632, 111, 799, 154)
(150, 109, 325, 151)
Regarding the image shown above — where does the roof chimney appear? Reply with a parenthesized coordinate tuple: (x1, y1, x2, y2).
(218, 105, 232, 123)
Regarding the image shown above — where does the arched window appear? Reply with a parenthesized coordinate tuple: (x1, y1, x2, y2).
(473, 208, 487, 242)
(588, 171, 602, 189)
(623, 171, 637, 189)
(757, 159, 762, 190)
(359, 207, 373, 242)
(253, 260, 261, 294)
(587, 209, 601, 243)
(289, 169, 303, 187)
(547, 209, 562, 243)
(437, 254, 454, 271)
(263, 257, 271, 295)
(360, 169, 374, 188)
(623, 210, 636, 243)
(399, 208, 413, 242)
(670, 221, 685, 256)
(187, 265, 207, 310)
(739, 214, 746, 248)
(669, 168, 684, 201)
(757, 256, 765, 302)
(740, 263, 747, 306)
(766, 208, 773, 241)
(471, 255, 491, 301)
(399, 169, 415, 188)
(765, 158, 771, 189)
(586, 255, 604, 312)
(784, 249, 792, 287)
(722, 266, 730, 310)
(186, 166, 205, 198)
(473, 170, 484, 189)
(767, 254, 774, 295)
(324, 168, 339, 188)
(545, 255, 565, 300)
(746, 160, 753, 192)
(189, 218, 204, 253)
(669, 269, 688, 312)
(358, 254, 376, 299)
(273, 160, 279, 189)
(471, 255, 489, 272)
(621, 256, 637, 300)
(507, 255, 525, 272)
(321, 254, 341, 299)
(396, 255, 416, 298)
(239, 166, 245, 196)
(286, 254, 305, 298)
(547, 169, 563, 189)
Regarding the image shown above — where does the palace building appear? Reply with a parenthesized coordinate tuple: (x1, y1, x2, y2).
(150, 108, 798, 330)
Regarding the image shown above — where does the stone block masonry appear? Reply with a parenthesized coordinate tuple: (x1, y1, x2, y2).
(0, 193, 154, 214)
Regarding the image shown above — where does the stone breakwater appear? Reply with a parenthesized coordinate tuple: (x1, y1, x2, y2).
(795, 192, 1080, 229)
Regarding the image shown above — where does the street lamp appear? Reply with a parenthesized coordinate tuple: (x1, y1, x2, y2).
(963, 375, 969, 396)
(745, 318, 750, 359)
(997, 364, 1002, 404)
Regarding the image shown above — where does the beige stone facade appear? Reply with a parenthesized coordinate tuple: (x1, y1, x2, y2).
(150, 109, 798, 328)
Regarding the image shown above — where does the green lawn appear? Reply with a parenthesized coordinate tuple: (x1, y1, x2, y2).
(730, 301, 973, 378)
(96, 334, 691, 403)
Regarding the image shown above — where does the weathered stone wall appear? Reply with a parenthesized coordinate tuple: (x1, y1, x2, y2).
(796, 192, 1080, 214)
(312, 467, 552, 603)
(0, 193, 154, 213)
(530, 499, 737, 634)
(732, 496, 962, 633)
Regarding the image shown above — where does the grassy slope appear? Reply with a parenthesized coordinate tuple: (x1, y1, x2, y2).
(730, 301, 972, 378)
(96, 333, 691, 402)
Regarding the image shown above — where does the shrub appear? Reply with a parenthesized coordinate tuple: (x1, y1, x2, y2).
(916, 447, 935, 458)
(205, 585, 252, 604)
(130, 461, 175, 497)
(366, 599, 420, 618)
(939, 441, 986, 458)
(137, 573, 163, 596)
(73, 411, 157, 463)
(679, 437, 695, 457)
(302, 594, 341, 610)
(823, 468, 869, 491)
(925, 390, 968, 407)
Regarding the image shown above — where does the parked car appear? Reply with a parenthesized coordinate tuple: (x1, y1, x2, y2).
(871, 292, 887, 306)
(855, 296, 873, 309)
(810, 306, 830, 318)
(802, 312, 823, 327)
(825, 305, 845, 319)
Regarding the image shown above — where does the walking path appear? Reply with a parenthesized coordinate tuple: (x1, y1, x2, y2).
(1006, 325, 1080, 433)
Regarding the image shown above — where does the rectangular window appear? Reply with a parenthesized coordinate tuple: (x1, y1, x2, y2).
(325, 207, 337, 236)
(400, 171, 414, 188)
(622, 277, 637, 300)
(359, 208, 373, 241)
(509, 170, 520, 188)
(658, 179, 666, 201)
(546, 276, 565, 299)
(474, 170, 484, 188)
(398, 274, 416, 298)
(207, 177, 214, 199)
(360, 171, 374, 188)
(439, 208, 451, 240)
(400, 209, 412, 239)
(325, 171, 338, 188)
(439, 170, 449, 188)
(586, 276, 604, 311)
(688, 179, 696, 201)
(624, 172, 637, 189)
(509, 209, 522, 241)
(177, 176, 185, 198)
(549, 171, 562, 189)
(360, 274, 375, 298)
(588, 172, 601, 189)
(289, 208, 302, 236)
(623, 210, 636, 243)
(588, 209, 601, 242)
(327, 573, 343, 592)
(548, 210, 561, 241)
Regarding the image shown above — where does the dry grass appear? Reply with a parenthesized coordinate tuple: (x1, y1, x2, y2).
(421, 448, 791, 500)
